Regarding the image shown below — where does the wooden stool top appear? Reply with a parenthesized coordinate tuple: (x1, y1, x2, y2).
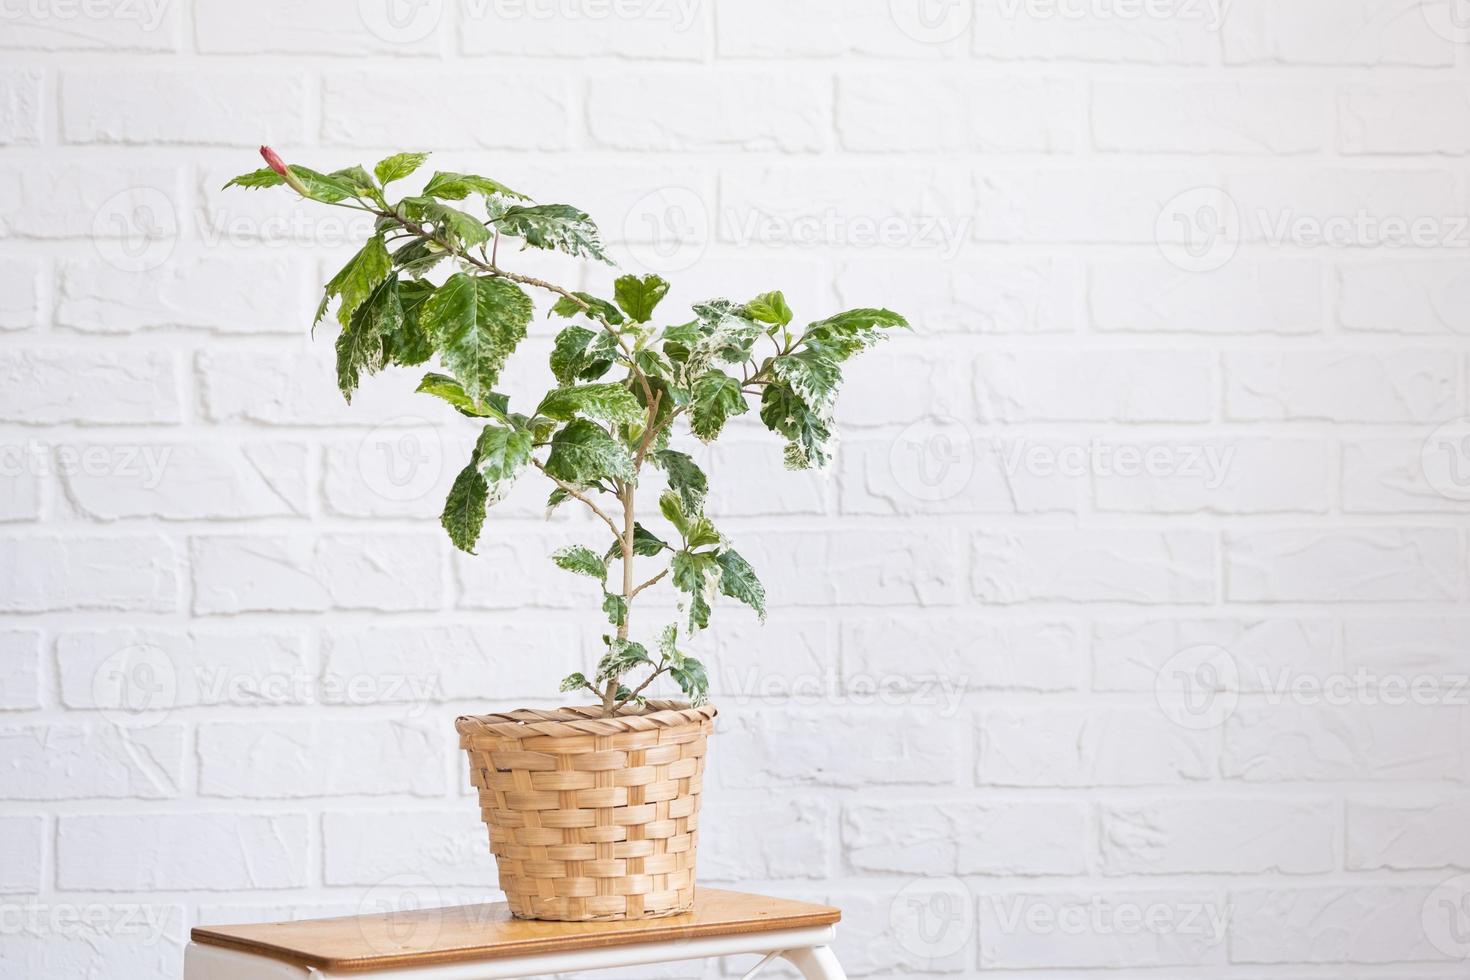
(191, 888, 841, 973)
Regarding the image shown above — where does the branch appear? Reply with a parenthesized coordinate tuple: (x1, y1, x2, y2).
(612, 665, 668, 714)
(629, 568, 668, 599)
(532, 459, 621, 538)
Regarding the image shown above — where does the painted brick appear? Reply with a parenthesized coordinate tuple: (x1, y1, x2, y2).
(58, 813, 309, 890)
(1336, 261, 1470, 334)
(1222, 0, 1453, 66)
(196, 0, 443, 55)
(590, 72, 830, 152)
(973, 530, 1215, 604)
(0, 725, 184, 799)
(722, 710, 961, 787)
(198, 721, 445, 798)
(0, 536, 179, 612)
(1100, 798, 1336, 875)
(974, 0, 1219, 64)
(57, 628, 311, 710)
(59, 441, 309, 520)
(459, 0, 707, 58)
(1348, 798, 1470, 870)
(1089, 257, 1322, 334)
(1092, 617, 1337, 694)
(1225, 528, 1460, 603)
(975, 351, 1214, 422)
(322, 810, 499, 887)
(702, 797, 833, 880)
(0, 69, 43, 144)
(1091, 437, 1330, 514)
(977, 708, 1215, 787)
(1229, 887, 1449, 963)
(1, 349, 181, 424)
(718, 0, 973, 58)
(835, 254, 1081, 334)
(0, 814, 42, 892)
(1093, 81, 1324, 153)
(60, 70, 308, 145)
(0, 165, 179, 238)
(1224, 703, 1462, 781)
(972, 168, 1221, 243)
(322, 72, 574, 149)
(0, 630, 42, 709)
(839, 75, 1082, 152)
(56, 256, 310, 333)
(1342, 438, 1466, 513)
(191, 534, 444, 614)
(843, 618, 1085, 692)
(1225, 351, 1457, 422)
(1340, 83, 1470, 154)
(0, 1, 180, 50)
(0, 255, 42, 329)
(844, 800, 1088, 875)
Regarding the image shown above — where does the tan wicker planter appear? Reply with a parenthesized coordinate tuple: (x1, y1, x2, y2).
(456, 700, 717, 922)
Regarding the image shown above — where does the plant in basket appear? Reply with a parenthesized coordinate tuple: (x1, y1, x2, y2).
(228, 147, 907, 921)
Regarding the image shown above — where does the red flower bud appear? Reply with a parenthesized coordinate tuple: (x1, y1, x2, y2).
(260, 145, 310, 197)
(260, 145, 288, 177)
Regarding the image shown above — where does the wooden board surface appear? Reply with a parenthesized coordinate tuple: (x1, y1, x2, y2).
(190, 888, 841, 973)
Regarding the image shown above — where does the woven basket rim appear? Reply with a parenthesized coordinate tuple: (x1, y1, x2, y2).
(456, 699, 717, 739)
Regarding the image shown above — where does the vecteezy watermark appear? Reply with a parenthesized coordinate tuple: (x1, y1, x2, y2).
(90, 644, 443, 726)
(1156, 644, 1470, 729)
(891, 877, 975, 960)
(357, 875, 445, 957)
(721, 668, 968, 717)
(357, 418, 444, 504)
(985, 894, 1231, 943)
(1423, 873, 1470, 958)
(201, 207, 377, 250)
(0, 441, 173, 490)
(993, 0, 1224, 30)
(889, 0, 973, 43)
(358, 0, 443, 43)
(1421, 0, 1470, 44)
(0, 0, 173, 32)
(1158, 185, 1470, 273)
(622, 186, 710, 274)
(0, 902, 173, 946)
(998, 438, 1237, 489)
(889, 418, 976, 503)
(473, 0, 701, 29)
(1422, 417, 1470, 501)
(1156, 187, 1240, 273)
(1154, 644, 1240, 730)
(91, 185, 178, 273)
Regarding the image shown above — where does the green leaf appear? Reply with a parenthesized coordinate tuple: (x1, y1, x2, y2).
(474, 424, 533, 486)
(375, 152, 430, 186)
(614, 274, 670, 322)
(549, 325, 619, 385)
(602, 592, 628, 627)
(676, 301, 763, 382)
(536, 383, 644, 426)
(287, 165, 359, 203)
(543, 419, 635, 484)
(672, 550, 718, 596)
(420, 273, 533, 406)
(772, 347, 842, 409)
(391, 238, 448, 279)
(330, 165, 378, 197)
(403, 197, 491, 248)
(669, 655, 709, 707)
(689, 371, 746, 441)
(747, 290, 793, 327)
(492, 203, 609, 262)
(760, 382, 833, 470)
(422, 171, 527, 201)
(802, 307, 910, 361)
(552, 545, 608, 581)
(595, 639, 651, 684)
(810, 307, 909, 333)
(559, 671, 592, 694)
(653, 450, 708, 515)
(416, 372, 507, 419)
(320, 236, 392, 328)
(223, 167, 283, 190)
(551, 292, 624, 325)
(684, 515, 721, 551)
(715, 549, 766, 620)
(658, 623, 680, 663)
(605, 523, 671, 563)
(383, 279, 436, 366)
(336, 276, 403, 401)
(659, 490, 689, 536)
(546, 487, 571, 514)
(442, 464, 489, 553)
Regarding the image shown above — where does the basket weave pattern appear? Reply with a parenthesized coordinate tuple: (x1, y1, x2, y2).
(457, 700, 717, 922)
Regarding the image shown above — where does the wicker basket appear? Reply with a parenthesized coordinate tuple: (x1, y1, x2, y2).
(456, 700, 717, 922)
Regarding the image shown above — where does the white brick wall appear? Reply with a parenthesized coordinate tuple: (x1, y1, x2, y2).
(4, 1, 1470, 977)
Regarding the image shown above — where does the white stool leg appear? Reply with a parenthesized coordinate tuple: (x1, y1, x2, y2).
(780, 945, 847, 980)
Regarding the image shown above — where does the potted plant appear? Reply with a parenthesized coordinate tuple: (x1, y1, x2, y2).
(228, 147, 907, 921)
